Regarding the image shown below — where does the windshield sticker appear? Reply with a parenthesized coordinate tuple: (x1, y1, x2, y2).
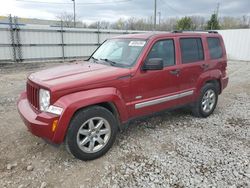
(128, 41, 146, 47)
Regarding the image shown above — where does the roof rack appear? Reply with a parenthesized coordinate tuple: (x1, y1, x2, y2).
(171, 30, 218, 34)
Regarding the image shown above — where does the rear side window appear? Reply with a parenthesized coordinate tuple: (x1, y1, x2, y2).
(180, 38, 204, 64)
(207, 37, 223, 59)
(147, 39, 175, 67)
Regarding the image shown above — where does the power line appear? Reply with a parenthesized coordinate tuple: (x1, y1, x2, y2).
(160, 0, 183, 15)
(16, 0, 132, 5)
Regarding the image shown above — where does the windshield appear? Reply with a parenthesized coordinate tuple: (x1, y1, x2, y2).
(90, 39, 146, 68)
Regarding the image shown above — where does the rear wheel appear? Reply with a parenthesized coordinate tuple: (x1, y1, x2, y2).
(192, 83, 218, 118)
(66, 106, 118, 161)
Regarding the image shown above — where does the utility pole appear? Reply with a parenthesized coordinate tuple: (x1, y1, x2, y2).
(72, 0, 76, 27)
(154, 0, 157, 30)
(158, 11, 161, 26)
(216, 2, 220, 18)
(216, 2, 220, 25)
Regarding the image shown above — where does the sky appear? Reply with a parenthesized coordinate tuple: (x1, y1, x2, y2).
(0, 0, 249, 23)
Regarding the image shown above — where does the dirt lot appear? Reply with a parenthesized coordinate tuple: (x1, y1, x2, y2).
(0, 61, 249, 188)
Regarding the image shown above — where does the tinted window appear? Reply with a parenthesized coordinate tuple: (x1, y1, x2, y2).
(207, 37, 223, 59)
(180, 38, 204, 63)
(147, 39, 175, 67)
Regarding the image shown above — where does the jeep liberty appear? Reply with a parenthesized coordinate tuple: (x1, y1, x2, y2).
(18, 31, 229, 160)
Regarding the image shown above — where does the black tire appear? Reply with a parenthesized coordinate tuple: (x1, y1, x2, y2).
(65, 106, 118, 161)
(192, 83, 218, 118)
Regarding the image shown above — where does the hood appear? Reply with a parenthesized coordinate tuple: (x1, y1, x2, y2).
(29, 61, 131, 92)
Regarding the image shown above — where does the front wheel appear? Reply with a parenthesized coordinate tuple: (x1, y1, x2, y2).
(192, 83, 218, 118)
(66, 106, 118, 161)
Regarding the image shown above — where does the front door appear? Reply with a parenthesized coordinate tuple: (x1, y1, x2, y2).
(128, 38, 182, 118)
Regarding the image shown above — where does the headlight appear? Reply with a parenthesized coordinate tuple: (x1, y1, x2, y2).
(39, 89, 50, 111)
(46, 105, 63, 115)
(39, 89, 63, 115)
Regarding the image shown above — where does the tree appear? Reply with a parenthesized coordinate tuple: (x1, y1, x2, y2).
(88, 22, 98, 29)
(56, 12, 82, 28)
(176, 17, 193, 30)
(112, 18, 126, 30)
(99, 21, 111, 29)
(190, 16, 205, 30)
(158, 17, 178, 31)
(206, 14, 220, 30)
(220, 17, 239, 29)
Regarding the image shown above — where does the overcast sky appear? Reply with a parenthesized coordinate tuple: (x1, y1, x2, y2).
(1, 0, 250, 23)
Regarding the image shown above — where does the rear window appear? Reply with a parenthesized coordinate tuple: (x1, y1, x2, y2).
(180, 38, 204, 64)
(207, 37, 223, 59)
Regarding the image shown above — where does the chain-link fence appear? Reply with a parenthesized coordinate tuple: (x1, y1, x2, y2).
(0, 15, 141, 63)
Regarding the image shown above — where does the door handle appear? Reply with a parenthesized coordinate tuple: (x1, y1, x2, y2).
(170, 69, 180, 75)
(201, 64, 209, 69)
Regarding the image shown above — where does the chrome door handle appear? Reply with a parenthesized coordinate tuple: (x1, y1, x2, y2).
(170, 69, 180, 75)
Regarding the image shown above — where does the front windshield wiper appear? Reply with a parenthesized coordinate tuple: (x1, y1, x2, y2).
(100, 58, 117, 66)
(90, 56, 103, 64)
(90, 57, 116, 65)
(90, 56, 98, 62)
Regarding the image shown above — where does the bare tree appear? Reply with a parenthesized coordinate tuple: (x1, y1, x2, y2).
(88, 22, 98, 29)
(127, 17, 136, 30)
(240, 15, 250, 28)
(99, 21, 111, 29)
(220, 17, 240, 29)
(159, 17, 178, 31)
(86, 15, 250, 31)
(112, 18, 126, 30)
(56, 12, 83, 28)
(190, 16, 206, 30)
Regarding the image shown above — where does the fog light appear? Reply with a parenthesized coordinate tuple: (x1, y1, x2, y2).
(52, 119, 58, 132)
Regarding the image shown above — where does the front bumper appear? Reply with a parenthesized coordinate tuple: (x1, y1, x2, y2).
(17, 92, 58, 142)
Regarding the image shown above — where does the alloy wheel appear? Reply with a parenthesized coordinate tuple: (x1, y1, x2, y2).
(76, 117, 111, 153)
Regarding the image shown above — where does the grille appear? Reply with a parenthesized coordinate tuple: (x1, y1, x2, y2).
(26, 82, 39, 109)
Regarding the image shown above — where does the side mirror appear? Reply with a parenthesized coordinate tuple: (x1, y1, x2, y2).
(142, 58, 164, 71)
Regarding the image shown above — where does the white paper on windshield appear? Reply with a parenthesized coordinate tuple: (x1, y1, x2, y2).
(128, 41, 146, 47)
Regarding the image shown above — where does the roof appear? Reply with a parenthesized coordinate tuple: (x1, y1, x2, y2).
(112, 31, 220, 40)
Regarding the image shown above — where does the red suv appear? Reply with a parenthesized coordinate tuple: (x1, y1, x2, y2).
(18, 31, 228, 160)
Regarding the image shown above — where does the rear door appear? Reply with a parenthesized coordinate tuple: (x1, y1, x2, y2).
(176, 36, 207, 103)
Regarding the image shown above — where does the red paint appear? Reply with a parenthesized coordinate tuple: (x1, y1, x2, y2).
(17, 32, 228, 144)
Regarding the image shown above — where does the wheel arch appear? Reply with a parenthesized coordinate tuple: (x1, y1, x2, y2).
(52, 87, 128, 144)
(204, 79, 221, 94)
(72, 102, 122, 130)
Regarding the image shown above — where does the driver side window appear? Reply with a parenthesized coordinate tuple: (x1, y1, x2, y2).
(147, 39, 175, 67)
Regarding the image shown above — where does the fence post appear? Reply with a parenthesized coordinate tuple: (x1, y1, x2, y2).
(14, 16, 23, 62)
(8, 15, 16, 63)
(61, 20, 65, 61)
(97, 21, 100, 45)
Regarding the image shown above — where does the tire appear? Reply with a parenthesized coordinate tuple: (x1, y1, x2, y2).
(65, 106, 118, 161)
(192, 83, 218, 118)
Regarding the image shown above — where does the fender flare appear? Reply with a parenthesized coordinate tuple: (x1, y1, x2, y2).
(52, 87, 128, 143)
(194, 70, 222, 98)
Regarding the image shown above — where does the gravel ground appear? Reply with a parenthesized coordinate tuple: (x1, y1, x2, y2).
(0, 61, 249, 188)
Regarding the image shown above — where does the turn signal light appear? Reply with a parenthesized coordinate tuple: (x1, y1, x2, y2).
(52, 119, 58, 132)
